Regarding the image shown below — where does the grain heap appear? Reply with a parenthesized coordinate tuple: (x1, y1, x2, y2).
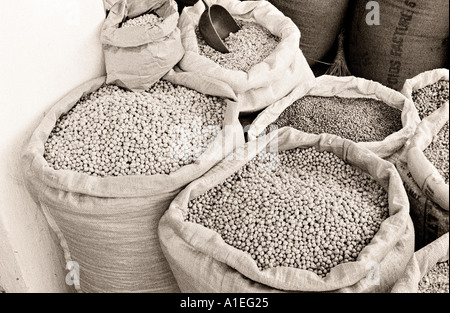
(412, 80, 449, 120)
(44, 81, 226, 177)
(418, 261, 449, 293)
(121, 12, 164, 28)
(423, 122, 449, 184)
(185, 147, 389, 277)
(196, 19, 280, 72)
(411, 80, 449, 185)
(269, 96, 403, 142)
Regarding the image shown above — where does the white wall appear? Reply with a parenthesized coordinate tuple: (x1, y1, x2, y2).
(0, 0, 106, 292)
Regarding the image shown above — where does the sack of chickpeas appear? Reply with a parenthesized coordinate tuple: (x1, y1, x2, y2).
(392, 233, 449, 293)
(158, 127, 415, 292)
(177, 0, 315, 113)
(101, 0, 184, 91)
(395, 69, 449, 249)
(103, 0, 165, 15)
(247, 75, 420, 159)
(103, 0, 116, 12)
(21, 73, 244, 293)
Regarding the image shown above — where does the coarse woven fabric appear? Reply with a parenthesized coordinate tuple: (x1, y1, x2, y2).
(267, 0, 350, 66)
(103, 0, 168, 17)
(177, 0, 315, 113)
(395, 160, 448, 250)
(21, 74, 245, 293)
(346, 0, 449, 91)
(399, 69, 449, 211)
(391, 233, 449, 293)
(103, 0, 117, 12)
(247, 75, 420, 159)
(101, 0, 184, 91)
(158, 127, 415, 293)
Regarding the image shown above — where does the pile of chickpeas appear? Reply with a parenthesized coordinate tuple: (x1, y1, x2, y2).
(196, 19, 280, 72)
(121, 12, 163, 28)
(186, 147, 389, 277)
(44, 81, 227, 176)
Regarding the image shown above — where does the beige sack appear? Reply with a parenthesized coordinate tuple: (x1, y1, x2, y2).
(396, 160, 449, 250)
(399, 69, 449, 211)
(158, 127, 415, 293)
(406, 103, 449, 211)
(101, 0, 184, 91)
(21, 74, 244, 293)
(103, 0, 117, 12)
(391, 233, 449, 293)
(177, 0, 315, 113)
(247, 75, 420, 159)
(346, 0, 449, 91)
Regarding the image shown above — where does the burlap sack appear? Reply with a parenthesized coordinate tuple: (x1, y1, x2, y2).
(401, 69, 449, 106)
(405, 102, 449, 211)
(395, 69, 449, 246)
(103, 0, 117, 12)
(396, 160, 448, 250)
(346, 0, 449, 91)
(21, 74, 244, 293)
(247, 75, 420, 159)
(103, 0, 169, 17)
(101, 0, 184, 91)
(391, 233, 449, 293)
(177, 0, 315, 113)
(159, 127, 415, 293)
(268, 0, 350, 66)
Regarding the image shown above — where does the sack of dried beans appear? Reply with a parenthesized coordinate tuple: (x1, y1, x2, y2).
(247, 75, 419, 159)
(158, 127, 414, 292)
(177, 0, 314, 113)
(101, 0, 184, 91)
(21, 72, 244, 293)
(392, 233, 449, 293)
(396, 69, 449, 249)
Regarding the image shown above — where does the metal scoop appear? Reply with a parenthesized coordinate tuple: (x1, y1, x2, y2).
(198, 0, 240, 53)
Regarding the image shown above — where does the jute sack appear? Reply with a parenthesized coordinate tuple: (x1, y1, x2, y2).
(158, 127, 415, 293)
(177, 0, 315, 113)
(267, 0, 350, 66)
(401, 69, 449, 106)
(21, 74, 244, 293)
(101, 0, 184, 91)
(391, 232, 449, 293)
(404, 102, 449, 211)
(103, 0, 168, 17)
(395, 69, 449, 249)
(103, 0, 117, 12)
(346, 0, 449, 91)
(400, 69, 449, 210)
(247, 75, 420, 159)
(395, 161, 448, 250)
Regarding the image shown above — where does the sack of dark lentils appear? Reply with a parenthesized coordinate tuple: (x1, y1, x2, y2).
(392, 233, 449, 293)
(395, 69, 449, 248)
(21, 73, 244, 293)
(247, 75, 420, 159)
(101, 0, 184, 91)
(158, 127, 415, 292)
(177, 0, 314, 113)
